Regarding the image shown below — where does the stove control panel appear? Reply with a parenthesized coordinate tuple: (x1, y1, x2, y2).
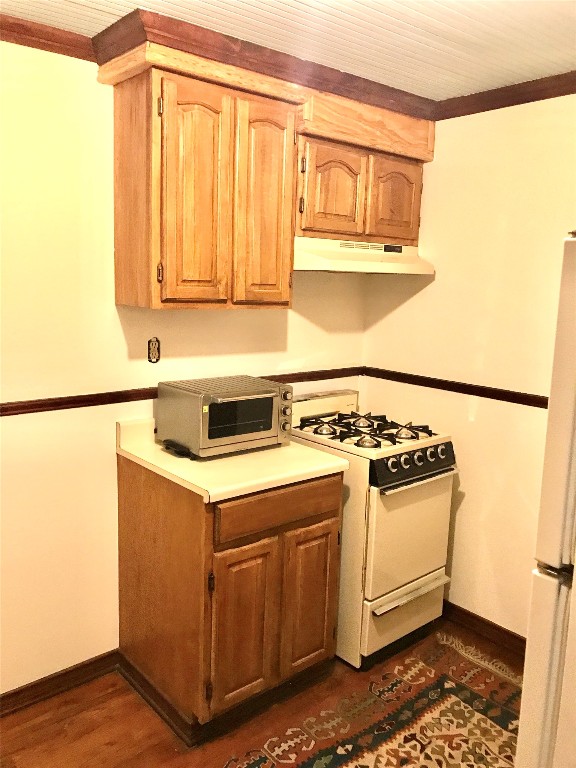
(369, 441, 456, 489)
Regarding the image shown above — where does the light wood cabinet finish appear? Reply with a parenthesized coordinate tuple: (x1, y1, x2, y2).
(298, 137, 423, 245)
(162, 74, 233, 303)
(366, 154, 423, 241)
(114, 68, 296, 309)
(233, 96, 295, 305)
(280, 518, 340, 679)
(117, 455, 213, 723)
(215, 474, 343, 544)
(97, 42, 435, 162)
(301, 140, 367, 235)
(117, 457, 343, 727)
(211, 537, 281, 713)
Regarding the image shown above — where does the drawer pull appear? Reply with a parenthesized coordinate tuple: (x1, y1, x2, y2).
(372, 575, 450, 617)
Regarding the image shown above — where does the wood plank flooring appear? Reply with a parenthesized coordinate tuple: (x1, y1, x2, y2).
(0, 619, 524, 768)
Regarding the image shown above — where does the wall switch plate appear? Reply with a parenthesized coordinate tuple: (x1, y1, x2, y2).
(148, 337, 160, 363)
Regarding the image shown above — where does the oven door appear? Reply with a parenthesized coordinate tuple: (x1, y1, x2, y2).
(364, 470, 456, 601)
(201, 391, 279, 449)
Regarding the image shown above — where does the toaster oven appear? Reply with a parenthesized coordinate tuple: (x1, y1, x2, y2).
(155, 376, 293, 458)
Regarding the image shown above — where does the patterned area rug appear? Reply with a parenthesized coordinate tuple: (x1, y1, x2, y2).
(224, 632, 522, 768)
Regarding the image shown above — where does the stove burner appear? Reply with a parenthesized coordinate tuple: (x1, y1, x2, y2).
(350, 412, 375, 429)
(394, 422, 434, 440)
(356, 433, 380, 448)
(296, 411, 435, 451)
(331, 428, 387, 449)
(315, 423, 338, 436)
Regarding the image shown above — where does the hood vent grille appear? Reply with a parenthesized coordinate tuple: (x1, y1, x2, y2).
(293, 237, 434, 275)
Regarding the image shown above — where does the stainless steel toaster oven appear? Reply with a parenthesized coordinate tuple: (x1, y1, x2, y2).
(155, 376, 293, 458)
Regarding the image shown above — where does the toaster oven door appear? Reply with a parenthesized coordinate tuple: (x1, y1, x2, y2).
(202, 393, 279, 448)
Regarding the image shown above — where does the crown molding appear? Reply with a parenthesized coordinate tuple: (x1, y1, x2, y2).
(1, 13, 574, 121)
(435, 70, 576, 120)
(0, 13, 95, 61)
(91, 9, 435, 120)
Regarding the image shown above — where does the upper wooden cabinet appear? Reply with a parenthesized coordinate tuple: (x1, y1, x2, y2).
(298, 137, 424, 245)
(300, 140, 367, 235)
(114, 69, 297, 309)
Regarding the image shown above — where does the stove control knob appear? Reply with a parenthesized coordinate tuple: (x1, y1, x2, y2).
(438, 443, 447, 460)
(400, 453, 411, 469)
(426, 446, 436, 461)
(414, 450, 424, 466)
(281, 406, 292, 417)
(388, 456, 399, 473)
(281, 421, 291, 432)
(282, 390, 293, 401)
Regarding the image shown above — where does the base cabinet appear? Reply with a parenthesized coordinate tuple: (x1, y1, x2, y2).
(117, 456, 343, 733)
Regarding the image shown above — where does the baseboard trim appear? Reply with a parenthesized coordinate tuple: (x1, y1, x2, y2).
(118, 652, 334, 746)
(443, 601, 526, 661)
(0, 650, 122, 716)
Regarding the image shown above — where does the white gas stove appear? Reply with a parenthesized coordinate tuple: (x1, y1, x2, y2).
(290, 390, 457, 668)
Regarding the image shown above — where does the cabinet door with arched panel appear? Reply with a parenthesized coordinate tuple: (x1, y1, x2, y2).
(365, 154, 423, 242)
(300, 138, 367, 235)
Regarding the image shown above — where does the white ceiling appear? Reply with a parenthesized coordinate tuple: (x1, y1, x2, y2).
(3, 0, 576, 101)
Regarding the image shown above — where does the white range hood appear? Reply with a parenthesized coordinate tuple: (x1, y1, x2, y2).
(293, 236, 434, 275)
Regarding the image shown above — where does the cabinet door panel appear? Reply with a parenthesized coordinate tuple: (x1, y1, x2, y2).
(366, 154, 422, 241)
(162, 75, 233, 302)
(302, 139, 367, 235)
(211, 537, 280, 714)
(280, 518, 340, 680)
(233, 97, 296, 305)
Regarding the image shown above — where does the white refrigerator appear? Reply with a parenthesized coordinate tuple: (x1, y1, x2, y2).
(516, 236, 576, 768)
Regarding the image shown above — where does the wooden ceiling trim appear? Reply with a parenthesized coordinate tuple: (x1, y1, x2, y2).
(0, 13, 95, 62)
(435, 70, 576, 120)
(91, 9, 436, 120)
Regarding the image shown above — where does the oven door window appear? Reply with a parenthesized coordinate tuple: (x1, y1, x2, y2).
(208, 398, 274, 440)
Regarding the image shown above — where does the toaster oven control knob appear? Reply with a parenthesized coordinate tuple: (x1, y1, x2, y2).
(414, 450, 424, 466)
(281, 421, 291, 432)
(281, 406, 292, 416)
(438, 443, 447, 459)
(282, 391, 293, 401)
(426, 446, 436, 461)
(388, 456, 399, 472)
(400, 453, 411, 469)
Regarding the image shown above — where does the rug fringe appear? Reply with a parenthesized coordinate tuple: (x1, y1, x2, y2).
(435, 632, 524, 686)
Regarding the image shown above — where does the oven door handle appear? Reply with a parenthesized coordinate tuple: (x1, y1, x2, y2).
(379, 467, 458, 495)
(372, 574, 451, 617)
(211, 392, 278, 404)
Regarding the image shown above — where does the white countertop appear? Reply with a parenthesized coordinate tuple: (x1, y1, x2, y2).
(116, 419, 349, 502)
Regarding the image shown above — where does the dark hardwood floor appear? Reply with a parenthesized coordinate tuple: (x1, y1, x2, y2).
(0, 618, 524, 768)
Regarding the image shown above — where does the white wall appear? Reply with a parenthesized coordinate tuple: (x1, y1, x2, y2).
(2, 39, 575, 692)
(0, 42, 365, 692)
(363, 96, 576, 636)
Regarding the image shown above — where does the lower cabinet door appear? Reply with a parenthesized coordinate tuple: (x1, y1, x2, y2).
(211, 537, 281, 714)
(280, 518, 340, 679)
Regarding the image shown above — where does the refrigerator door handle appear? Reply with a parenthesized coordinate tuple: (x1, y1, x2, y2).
(536, 562, 574, 587)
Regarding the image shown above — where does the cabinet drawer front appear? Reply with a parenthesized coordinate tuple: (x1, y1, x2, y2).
(215, 474, 342, 544)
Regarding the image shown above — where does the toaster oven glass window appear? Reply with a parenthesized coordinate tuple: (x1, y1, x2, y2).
(208, 398, 274, 439)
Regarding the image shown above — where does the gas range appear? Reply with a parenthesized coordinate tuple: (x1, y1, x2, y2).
(291, 407, 455, 490)
(289, 389, 457, 667)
